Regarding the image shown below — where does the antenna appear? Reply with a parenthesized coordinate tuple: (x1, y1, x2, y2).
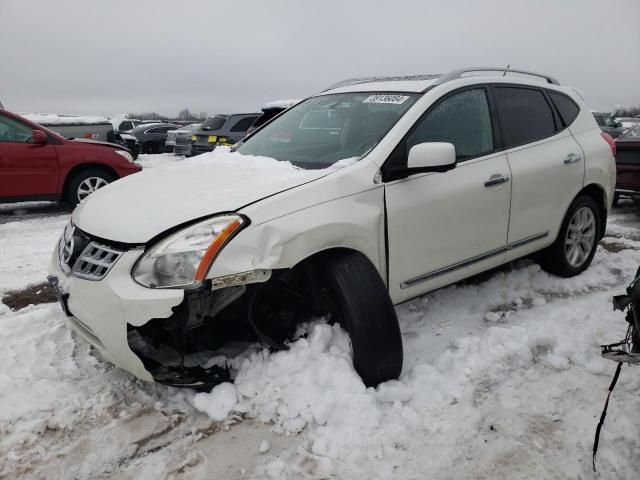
(502, 64, 510, 77)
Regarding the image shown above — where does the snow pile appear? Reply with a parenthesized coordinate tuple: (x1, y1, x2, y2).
(189, 246, 640, 478)
(21, 113, 110, 125)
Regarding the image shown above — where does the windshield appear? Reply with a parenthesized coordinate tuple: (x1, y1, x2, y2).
(236, 92, 419, 168)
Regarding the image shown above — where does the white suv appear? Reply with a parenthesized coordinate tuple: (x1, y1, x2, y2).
(48, 67, 616, 388)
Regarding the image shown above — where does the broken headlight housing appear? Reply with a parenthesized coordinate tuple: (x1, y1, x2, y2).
(132, 215, 245, 289)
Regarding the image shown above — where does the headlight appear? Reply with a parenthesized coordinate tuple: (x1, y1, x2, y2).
(114, 149, 134, 163)
(132, 215, 244, 288)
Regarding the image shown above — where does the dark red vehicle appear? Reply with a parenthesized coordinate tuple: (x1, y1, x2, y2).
(0, 109, 141, 206)
(614, 126, 640, 206)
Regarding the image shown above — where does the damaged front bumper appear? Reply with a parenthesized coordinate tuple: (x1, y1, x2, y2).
(48, 243, 256, 388)
(49, 247, 184, 382)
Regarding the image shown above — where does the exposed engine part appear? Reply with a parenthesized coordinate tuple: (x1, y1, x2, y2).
(601, 268, 640, 362)
(126, 262, 334, 389)
(594, 266, 640, 471)
(184, 284, 246, 331)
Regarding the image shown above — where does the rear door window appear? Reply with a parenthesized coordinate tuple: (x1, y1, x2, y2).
(147, 126, 172, 134)
(548, 92, 580, 127)
(494, 87, 557, 148)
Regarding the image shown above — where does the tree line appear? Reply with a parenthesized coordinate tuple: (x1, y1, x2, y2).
(126, 109, 208, 121)
(613, 106, 640, 117)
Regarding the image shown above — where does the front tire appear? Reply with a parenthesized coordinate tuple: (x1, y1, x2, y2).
(538, 195, 600, 277)
(65, 169, 115, 206)
(320, 251, 403, 387)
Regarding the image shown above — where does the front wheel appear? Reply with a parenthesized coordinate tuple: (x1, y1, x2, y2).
(538, 195, 600, 277)
(319, 251, 403, 387)
(65, 169, 115, 206)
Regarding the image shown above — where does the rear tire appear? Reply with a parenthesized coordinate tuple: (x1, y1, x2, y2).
(538, 195, 600, 277)
(143, 142, 158, 154)
(65, 169, 115, 206)
(613, 194, 620, 208)
(319, 251, 403, 387)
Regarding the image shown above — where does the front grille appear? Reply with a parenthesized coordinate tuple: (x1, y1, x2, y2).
(58, 223, 125, 281)
(71, 242, 123, 280)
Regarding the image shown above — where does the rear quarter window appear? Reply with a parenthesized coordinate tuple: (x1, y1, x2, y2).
(494, 86, 557, 148)
(548, 92, 580, 127)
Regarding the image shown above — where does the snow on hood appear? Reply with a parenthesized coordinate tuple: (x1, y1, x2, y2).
(73, 148, 356, 243)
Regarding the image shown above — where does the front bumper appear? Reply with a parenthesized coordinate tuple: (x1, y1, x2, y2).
(48, 246, 184, 382)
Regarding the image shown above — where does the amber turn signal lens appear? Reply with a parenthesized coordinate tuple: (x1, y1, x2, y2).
(194, 219, 242, 281)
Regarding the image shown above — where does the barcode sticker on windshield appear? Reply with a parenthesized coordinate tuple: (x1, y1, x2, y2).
(363, 95, 410, 105)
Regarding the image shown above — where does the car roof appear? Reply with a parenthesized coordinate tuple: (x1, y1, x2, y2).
(321, 67, 563, 95)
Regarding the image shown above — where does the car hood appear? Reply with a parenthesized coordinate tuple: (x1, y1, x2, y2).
(70, 138, 127, 150)
(72, 151, 336, 243)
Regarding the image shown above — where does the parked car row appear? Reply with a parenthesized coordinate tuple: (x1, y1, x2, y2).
(166, 101, 300, 156)
(593, 111, 640, 139)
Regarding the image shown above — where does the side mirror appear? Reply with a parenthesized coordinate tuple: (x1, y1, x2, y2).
(32, 130, 48, 145)
(615, 122, 623, 128)
(407, 142, 456, 173)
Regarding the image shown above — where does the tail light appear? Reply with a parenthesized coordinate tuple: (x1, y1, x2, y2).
(601, 132, 616, 157)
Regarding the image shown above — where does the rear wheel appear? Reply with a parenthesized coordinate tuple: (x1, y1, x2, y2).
(65, 169, 115, 206)
(538, 195, 600, 277)
(318, 251, 403, 387)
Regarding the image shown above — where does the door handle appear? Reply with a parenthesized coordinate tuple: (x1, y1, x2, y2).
(564, 153, 582, 164)
(484, 174, 510, 188)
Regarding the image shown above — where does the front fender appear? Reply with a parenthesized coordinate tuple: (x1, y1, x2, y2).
(208, 186, 387, 283)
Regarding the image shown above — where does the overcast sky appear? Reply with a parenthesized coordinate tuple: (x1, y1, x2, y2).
(1, 0, 638, 117)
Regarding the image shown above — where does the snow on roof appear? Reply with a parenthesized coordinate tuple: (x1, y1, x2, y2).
(323, 78, 440, 94)
(21, 113, 110, 125)
(263, 99, 301, 109)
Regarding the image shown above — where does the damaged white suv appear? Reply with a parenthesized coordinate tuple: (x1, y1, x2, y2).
(49, 68, 615, 389)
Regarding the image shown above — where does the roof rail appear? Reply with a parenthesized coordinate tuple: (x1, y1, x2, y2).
(433, 67, 560, 87)
(324, 74, 441, 92)
(322, 68, 559, 93)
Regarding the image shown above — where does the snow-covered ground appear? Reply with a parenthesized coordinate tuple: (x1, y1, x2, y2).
(2, 155, 640, 479)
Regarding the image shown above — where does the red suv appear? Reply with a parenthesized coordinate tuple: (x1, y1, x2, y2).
(0, 109, 141, 206)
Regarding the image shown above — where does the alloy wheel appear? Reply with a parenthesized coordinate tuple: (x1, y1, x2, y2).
(77, 177, 109, 202)
(564, 206, 596, 268)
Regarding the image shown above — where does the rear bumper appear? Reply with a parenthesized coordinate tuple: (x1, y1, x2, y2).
(48, 245, 184, 382)
(191, 144, 216, 155)
(174, 144, 192, 155)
